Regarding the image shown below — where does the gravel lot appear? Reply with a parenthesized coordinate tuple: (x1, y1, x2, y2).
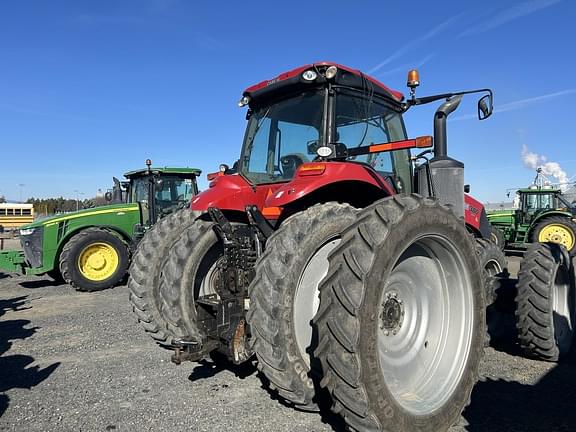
(1, 254, 575, 432)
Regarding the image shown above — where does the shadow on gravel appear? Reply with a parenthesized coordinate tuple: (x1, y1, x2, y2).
(0, 296, 60, 417)
(486, 276, 524, 357)
(188, 352, 257, 382)
(463, 350, 576, 431)
(18, 278, 60, 289)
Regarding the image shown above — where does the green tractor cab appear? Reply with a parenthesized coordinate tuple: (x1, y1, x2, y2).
(488, 170, 576, 253)
(0, 161, 201, 291)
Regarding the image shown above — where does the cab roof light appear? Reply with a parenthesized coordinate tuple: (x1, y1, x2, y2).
(302, 70, 318, 81)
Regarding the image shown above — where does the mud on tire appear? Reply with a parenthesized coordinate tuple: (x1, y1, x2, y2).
(247, 202, 357, 411)
(314, 194, 485, 432)
(516, 242, 575, 361)
(128, 208, 200, 346)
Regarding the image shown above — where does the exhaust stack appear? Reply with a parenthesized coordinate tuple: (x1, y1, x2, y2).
(417, 95, 465, 217)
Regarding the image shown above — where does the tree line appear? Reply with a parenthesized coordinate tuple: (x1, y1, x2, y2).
(26, 196, 109, 216)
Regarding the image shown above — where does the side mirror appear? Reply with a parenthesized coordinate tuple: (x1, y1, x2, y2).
(478, 94, 493, 120)
(464, 184, 470, 193)
(155, 178, 164, 189)
(105, 192, 112, 202)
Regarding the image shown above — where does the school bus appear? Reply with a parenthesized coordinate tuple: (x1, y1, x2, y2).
(0, 203, 35, 230)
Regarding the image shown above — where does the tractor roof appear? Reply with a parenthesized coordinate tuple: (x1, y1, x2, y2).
(243, 62, 404, 105)
(124, 167, 202, 178)
(517, 187, 561, 193)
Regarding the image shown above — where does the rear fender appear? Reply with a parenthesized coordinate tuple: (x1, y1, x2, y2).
(265, 162, 395, 208)
(465, 194, 490, 239)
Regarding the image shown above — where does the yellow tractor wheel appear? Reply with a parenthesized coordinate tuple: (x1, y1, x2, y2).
(59, 228, 129, 292)
(533, 216, 576, 253)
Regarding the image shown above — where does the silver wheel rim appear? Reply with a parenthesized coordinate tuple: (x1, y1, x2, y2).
(552, 265, 574, 353)
(484, 258, 502, 278)
(198, 257, 221, 298)
(378, 234, 474, 415)
(294, 238, 341, 368)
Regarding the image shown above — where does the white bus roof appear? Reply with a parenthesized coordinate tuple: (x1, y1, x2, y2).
(0, 203, 34, 209)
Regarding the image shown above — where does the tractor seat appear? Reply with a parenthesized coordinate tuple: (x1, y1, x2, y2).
(280, 153, 309, 179)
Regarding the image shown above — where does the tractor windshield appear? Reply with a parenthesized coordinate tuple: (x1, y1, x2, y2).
(130, 176, 196, 210)
(238, 86, 410, 188)
(239, 90, 325, 185)
(523, 192, 555, 213)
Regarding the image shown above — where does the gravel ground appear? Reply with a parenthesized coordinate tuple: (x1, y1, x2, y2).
(1, 254, 575, 432)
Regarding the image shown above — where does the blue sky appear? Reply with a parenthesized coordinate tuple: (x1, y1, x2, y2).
(0, 0, 574, 203)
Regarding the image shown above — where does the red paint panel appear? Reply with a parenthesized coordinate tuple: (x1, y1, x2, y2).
(190, 174, 281, 213)
(265, 162, 394, 208)
(464, 194, 483, 231)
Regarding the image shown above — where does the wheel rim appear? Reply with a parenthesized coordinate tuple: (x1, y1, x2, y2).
(490, 232, 498, 244)
(484, 258, 503, 278)
(294, 238, 341, 368)
(77, 242, 119, 281)
(538, 224, 575, 250)
(198, 256, 222, 298)
(378, 234, 474, 415)
(552, 264, 575, 353)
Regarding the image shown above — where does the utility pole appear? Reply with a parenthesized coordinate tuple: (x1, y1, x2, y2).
(74, 190, 84, 211)
(18, 184, 25, 203)
(74, 190, 79, 211)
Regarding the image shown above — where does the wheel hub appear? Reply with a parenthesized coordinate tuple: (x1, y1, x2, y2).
(78, 242, 119, 281)
(380, 292, 404, 335)
(539, 224, 575, 250)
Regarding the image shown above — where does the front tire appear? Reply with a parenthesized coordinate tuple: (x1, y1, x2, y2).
(247, 202, 357, 410)
(475, 238, 507, 305)
(60, 228, 129, 292)
(516, 242, 575, 361)
(490, 226, 505, 250)
(315, 195, 485, 432)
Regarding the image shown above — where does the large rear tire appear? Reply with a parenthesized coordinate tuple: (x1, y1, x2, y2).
(128, 208, 199, 346)
(315, 195, 485, 432)
(159, 216, 223, 343)
(516, 242, 575, 361)
(532, 216, 576, 254)
(60, 228, 129, 292)
(247, 203, 357, 411)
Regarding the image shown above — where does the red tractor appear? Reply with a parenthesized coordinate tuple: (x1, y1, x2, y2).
(129, 62, 496, 431)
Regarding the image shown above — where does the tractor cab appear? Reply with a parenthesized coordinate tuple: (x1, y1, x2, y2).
(123, 160, 201, 226)
(488, 170, 576, 251)
(236, 63, 412, 198)
(199, 62, 492, 237)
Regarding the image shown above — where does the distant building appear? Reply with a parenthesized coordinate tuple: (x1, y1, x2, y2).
(484, 201, 515, 211)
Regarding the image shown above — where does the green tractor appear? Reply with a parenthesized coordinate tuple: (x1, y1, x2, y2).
(488, 169, 576, 254)
(0, 161, 201, 291)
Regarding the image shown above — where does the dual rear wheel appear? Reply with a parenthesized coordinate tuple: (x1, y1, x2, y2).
(131, 196, 485, 431)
